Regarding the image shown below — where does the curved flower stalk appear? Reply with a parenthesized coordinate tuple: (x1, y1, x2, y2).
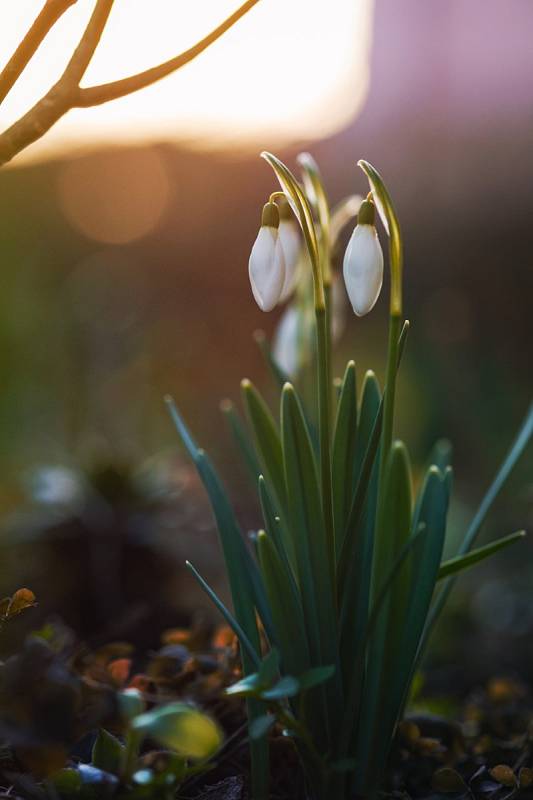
(248, 202, 286, 312)
(343, 198, 384, 316)
(168, 153, 531, 800)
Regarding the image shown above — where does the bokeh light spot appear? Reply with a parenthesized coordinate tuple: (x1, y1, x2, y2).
(57, 148, 170, 244)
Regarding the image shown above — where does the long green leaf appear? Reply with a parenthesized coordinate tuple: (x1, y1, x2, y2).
(241, 541, 277, 648)
(186, 561, 260, 669)
(220, 398, 261, 486)
(363, 467, 448, 795)
(258, 475, 296, 585)
(338, 319, 409, 594)
(423, 401, 533, 648)
(354, 442, 413, 789)
(339, 371, 380, 684)
(166, 397, 258, 645)
(332, 360, 358, 557)
(165, 396, 268, 797)
(241, 379, 287, 517)
(437, 530, 525, 580)
(281, 383, 342, 747)
(256, 531, 310, 678)
(253, 329, 290, 391)
(338, 524, 426, 761)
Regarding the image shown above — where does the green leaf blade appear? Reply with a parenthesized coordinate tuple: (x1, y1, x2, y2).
(438, 530, 526, 580)
(331, 360, 358, 558)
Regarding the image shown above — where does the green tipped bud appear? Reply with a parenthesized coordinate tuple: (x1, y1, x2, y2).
(261, 201, 280, 229)
(357, 198, 376, 226)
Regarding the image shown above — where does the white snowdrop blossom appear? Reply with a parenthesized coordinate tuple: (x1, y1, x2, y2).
(343, 199, 384, 316)
(248, 202, 286, 312)
(277, 202, 301, 303)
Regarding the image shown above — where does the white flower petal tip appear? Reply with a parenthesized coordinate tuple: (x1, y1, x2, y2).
(342, 224, 384, 316)
(278, 220, 301, 302)
(249, 226, 286, 312)
(273, 306, 300, 375)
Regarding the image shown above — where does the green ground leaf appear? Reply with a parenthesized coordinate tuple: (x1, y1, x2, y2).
(133, 703, 222, 760)
(92, 728, 124, 775)
(261, 676, 300, 700)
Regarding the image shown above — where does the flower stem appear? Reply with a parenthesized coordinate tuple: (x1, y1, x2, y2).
(372, 310, 401, 604)
(379, 311, 401, 483)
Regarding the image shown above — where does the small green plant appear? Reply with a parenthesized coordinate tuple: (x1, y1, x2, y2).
(167, 153, 532, 799)
(39, 689, 222, 799)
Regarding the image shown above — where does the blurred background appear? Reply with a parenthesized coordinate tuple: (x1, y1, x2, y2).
(0, 0, 531, 688)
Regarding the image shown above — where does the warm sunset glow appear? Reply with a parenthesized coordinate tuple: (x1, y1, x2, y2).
(0, 0, 374, 162)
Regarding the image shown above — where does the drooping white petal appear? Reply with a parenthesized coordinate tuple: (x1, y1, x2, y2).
(272, 303, 315, 376)
(248, 226, 286, 312)
(278, 220, 301, 302)
(342, 224, 384, 316)
(272, 305, 300, 375)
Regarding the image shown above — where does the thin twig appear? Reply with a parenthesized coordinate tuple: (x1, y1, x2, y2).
(0, 0, 261, 167)
(0, 0, 77, 105)
(76, 0, 261, 107)
(62, 0, 115, 85)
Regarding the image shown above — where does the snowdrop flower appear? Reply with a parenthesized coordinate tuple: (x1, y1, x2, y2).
(277, 201, 301, 302)
(342, 198, 383, 316)
(249, 201, 286, 312)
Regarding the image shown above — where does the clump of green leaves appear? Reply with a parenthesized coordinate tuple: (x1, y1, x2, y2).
(167, 154, 532, 800)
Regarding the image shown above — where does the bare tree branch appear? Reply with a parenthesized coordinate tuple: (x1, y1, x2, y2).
(0, 0, 116, 166)
(0, 0, 261, 167)
(0, 0, 78, 105)
(61, 0, 115, 85)
(76, 0, 261, 107)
